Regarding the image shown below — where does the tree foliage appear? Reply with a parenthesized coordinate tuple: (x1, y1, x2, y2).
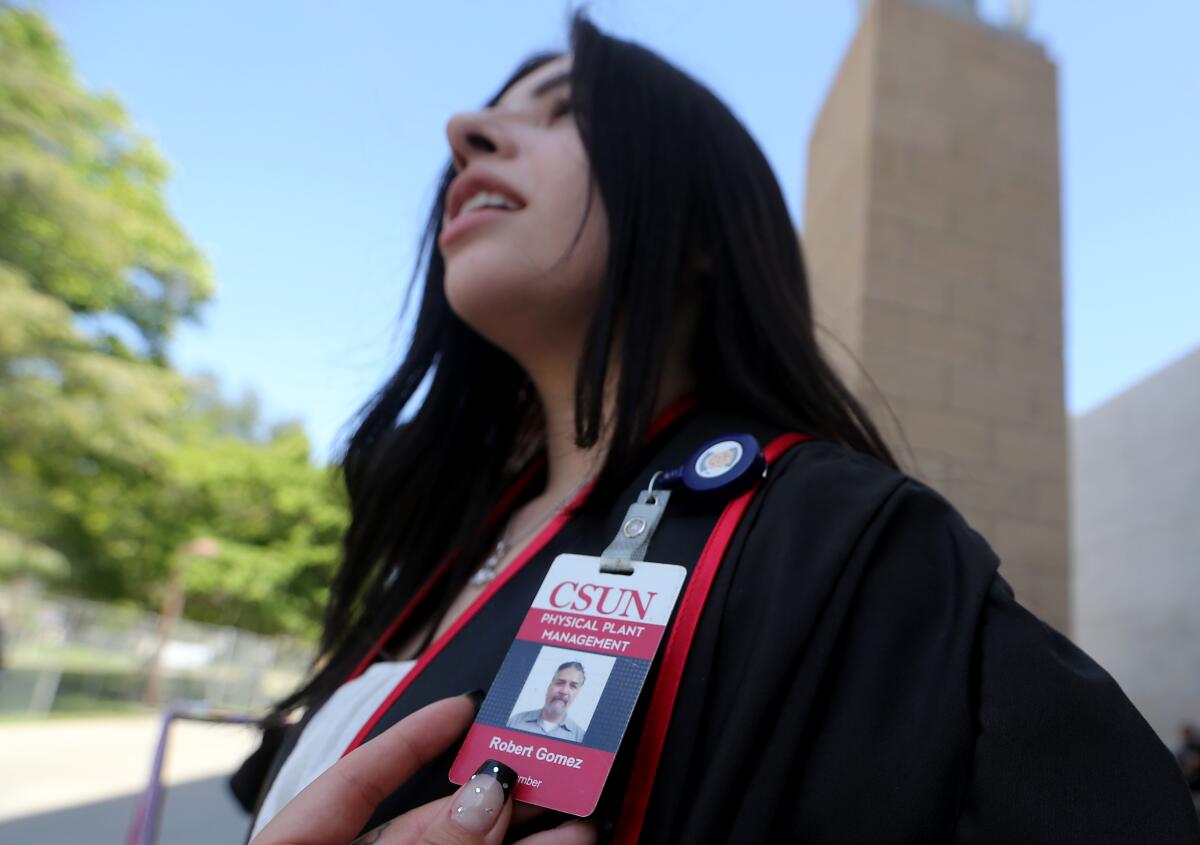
(0, 4, 213, 357)
(0, 5, 346, 640)
(162, 380, 347, 637)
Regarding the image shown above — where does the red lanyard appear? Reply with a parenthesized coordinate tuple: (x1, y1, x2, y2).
(613, 431, 810, 843)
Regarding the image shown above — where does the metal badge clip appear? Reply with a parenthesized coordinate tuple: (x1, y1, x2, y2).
(599, 471, 671, 575)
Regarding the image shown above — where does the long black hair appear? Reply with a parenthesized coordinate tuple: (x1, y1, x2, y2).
(264, 9, 897, 725)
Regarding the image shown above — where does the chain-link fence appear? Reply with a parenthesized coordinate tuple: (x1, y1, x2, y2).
(0, 583, 313, 717)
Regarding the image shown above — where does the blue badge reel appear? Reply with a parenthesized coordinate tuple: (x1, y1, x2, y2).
(655, 432, 767, 503)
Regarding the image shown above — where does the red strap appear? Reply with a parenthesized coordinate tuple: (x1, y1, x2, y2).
(614, 431, 811, 844)
(345, 392, 703, 683)
(340, 475, 596, 757)
(344, 455, 545, 683)
(338, 391, 703, 757)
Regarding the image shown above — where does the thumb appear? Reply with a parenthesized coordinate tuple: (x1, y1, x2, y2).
(417, 759, 518, 845)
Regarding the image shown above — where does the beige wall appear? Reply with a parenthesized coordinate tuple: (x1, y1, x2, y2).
(804, 0, 1069, 631)
(1071, 346, 1200, 744)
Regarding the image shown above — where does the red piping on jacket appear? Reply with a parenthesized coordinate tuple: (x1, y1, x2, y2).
(338, 390, 702, 757)
(343, 456, 545, 683)
(613, 431, 811, 845)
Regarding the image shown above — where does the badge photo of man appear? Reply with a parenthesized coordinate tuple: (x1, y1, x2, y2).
(507, 660, 587, 743)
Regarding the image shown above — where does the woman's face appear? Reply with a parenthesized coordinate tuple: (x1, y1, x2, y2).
(439, 55, 609, 366)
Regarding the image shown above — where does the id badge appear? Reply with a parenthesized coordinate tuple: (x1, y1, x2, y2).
(449, 552, 686, 816)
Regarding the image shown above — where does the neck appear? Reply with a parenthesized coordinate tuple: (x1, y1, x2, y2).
(525, 357, 695, 509)
(531, 371, 604, 506)
(508, 303, 698, 530)
(540, 707, 565, 725)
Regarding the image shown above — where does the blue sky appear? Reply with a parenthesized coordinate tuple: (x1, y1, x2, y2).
(33, 1, 1200, 463)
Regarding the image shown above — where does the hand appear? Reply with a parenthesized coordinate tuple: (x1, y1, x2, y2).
(249, 694, 596, 845)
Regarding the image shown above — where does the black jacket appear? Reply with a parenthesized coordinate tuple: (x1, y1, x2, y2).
(233, 401, 1200, 843)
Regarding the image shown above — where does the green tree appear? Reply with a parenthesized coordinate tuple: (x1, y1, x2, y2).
(0, 5, 214, 358)
(0, 4, 211, 595)
(162, 388, 347, 637)
(0, 6, 345, 640)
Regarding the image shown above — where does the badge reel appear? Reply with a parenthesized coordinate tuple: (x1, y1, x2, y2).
(448, 434, 766, 816)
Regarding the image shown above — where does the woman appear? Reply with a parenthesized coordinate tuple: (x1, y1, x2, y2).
(235, 11, 1200, 844)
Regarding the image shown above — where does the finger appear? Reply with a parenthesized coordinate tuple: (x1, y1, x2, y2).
(413, 758, 519, 845)
(251, 694, 477, 845)
(511, 800, 550, 827)
(513, 820, 599, 845)
(349, 797, 449, 843)
(372, 800, 594, 845)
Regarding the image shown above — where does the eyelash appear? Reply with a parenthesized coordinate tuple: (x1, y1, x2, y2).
(551, 98, 572, 119)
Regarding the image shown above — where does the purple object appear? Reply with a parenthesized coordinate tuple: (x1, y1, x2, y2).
(125, 702, 262, 845)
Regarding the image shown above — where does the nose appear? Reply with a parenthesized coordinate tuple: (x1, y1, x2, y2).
(445, 108, 515, 173)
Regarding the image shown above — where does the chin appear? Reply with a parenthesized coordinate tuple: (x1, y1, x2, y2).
(446, 276, 524, 326)
(447, 282, 562, 352)
(448, 308, 535, 359)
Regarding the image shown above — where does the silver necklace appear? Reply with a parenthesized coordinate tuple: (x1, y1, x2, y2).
(469, 474, 594, 587)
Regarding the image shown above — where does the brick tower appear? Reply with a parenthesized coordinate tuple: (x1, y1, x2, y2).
(803, 0, 1068, 631)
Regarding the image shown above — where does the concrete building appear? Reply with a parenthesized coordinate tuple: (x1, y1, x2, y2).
(803, 0, 1069, 632)
(1072, 345, 1200, 744)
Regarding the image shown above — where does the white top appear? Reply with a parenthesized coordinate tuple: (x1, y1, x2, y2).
(249, 659, 416, 840)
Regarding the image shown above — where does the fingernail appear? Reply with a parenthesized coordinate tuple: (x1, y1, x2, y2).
(450, 759, 516, 832)
(462, 688, 486, 712)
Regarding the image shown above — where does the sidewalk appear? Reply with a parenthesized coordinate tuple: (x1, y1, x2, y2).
(0, 714, 259, 823)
